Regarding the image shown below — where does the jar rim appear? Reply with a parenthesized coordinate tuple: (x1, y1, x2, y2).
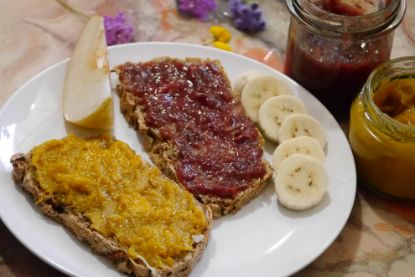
(363, 56, 415, 140)
(286, 0, 406, 36)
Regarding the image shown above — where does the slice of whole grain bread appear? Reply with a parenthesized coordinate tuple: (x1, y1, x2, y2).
(10, 153, 212, 277)
(115, 57, 273, 218)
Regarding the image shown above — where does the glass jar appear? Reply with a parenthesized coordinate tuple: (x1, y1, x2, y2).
(349, 56, 415, 199)
(284, 0, 406, 120)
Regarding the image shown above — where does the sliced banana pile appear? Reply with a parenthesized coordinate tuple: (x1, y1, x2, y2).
(234, 72, 329, 211)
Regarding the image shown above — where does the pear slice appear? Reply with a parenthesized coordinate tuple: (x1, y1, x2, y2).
(63, 16, 113, 130)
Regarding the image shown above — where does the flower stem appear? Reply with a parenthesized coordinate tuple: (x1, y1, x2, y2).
(54, 0, 91, 21)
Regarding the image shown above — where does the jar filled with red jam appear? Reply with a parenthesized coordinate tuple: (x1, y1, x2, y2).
(285, 0, 406, 120)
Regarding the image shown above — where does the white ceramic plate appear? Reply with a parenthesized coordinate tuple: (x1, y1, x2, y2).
(0, 42, 356, 277)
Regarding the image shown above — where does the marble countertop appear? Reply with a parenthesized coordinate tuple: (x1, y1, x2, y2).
(1, 0, 415, 276)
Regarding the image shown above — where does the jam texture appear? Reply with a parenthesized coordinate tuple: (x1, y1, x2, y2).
(118, 59, 266, 198)
(320, 0, 391, 16)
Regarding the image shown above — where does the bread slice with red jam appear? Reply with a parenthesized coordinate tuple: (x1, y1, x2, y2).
(115, 57, 273, 218)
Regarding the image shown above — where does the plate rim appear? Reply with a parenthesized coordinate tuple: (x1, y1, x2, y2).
(0, 41, 357, 277)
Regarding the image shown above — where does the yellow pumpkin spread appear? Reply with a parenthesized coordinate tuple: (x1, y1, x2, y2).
(373, 77, 415, 126)
(30, 135, 208, 268)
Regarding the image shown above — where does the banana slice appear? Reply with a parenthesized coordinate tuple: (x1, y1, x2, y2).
(233, 71, 266, 96)
(274, 154, 328, 210)
(272, 136, 325, 171)
(258, 95, 307, 142)
(279, 114, 327, 148)
(241, 75, 292, 122)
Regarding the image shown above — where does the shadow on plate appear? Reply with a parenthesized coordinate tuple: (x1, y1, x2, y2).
(213, 180, 275, 229)
(64, 121, 110, 138)
(277, 192, 332, 219)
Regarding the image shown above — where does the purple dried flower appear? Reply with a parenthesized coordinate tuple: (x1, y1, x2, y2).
(104, 12, 134, 46)
(228, 0, 266, 33)
(177, 0, 218, 20)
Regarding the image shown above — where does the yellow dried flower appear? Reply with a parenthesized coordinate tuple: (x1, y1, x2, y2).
(210, 25, 231, 43)
(212, 41, 232, 51)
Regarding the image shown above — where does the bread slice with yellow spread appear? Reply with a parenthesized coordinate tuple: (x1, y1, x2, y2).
(115, 57, 273, 218)
(10, 135, 212, 277)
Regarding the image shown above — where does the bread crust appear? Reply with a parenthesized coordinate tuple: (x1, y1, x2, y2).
(10, 153, 212, 277)
(115, 57, 273, 218)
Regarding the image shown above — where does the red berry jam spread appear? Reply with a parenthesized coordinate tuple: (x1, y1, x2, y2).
(118, 59, 266, 198)
(318, 0, 391, 16)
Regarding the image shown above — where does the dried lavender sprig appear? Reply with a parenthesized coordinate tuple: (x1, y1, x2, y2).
(228, 0, 266, 33)
(104, 12, 135, 46)
(177, 0, 218, 20)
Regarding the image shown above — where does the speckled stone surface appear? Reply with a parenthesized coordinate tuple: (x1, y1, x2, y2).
(1, 0, 415, 276)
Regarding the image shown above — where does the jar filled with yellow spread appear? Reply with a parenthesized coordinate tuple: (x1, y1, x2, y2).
(349, 56, 415, 199)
